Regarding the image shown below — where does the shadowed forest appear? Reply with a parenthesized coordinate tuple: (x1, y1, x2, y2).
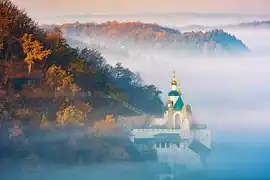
(0, 0, 164, 171)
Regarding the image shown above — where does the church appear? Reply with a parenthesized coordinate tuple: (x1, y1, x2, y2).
(126, 71, 211, 170)
(161, 71, 192, 130)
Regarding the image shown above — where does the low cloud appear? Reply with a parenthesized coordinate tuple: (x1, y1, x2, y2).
(101, 29, 270, 132)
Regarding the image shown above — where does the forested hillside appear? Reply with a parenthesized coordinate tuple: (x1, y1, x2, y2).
(0, 0, 161, 169)
(42, 21, 249, 55)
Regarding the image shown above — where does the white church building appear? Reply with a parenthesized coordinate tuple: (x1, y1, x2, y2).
(123, 72, 211, 170)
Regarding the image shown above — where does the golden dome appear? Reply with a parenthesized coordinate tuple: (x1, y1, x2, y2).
(171, 80, 177, 85)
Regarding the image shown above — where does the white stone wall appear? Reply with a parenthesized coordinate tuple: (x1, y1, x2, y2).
(155, 141, 202, 170)
(131, 128, 211, 149)
(130, 127, 211, 170)
(151, 117, 168, 126)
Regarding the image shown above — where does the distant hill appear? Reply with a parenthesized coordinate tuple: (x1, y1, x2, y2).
(180, 25, 212, 31)
(40, 21, 181, 39)
(225, 21, 270, 29)
(181, 20, 270, 31)
(41, 21, 249, 55)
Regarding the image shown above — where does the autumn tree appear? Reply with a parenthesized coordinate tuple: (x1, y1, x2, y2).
(0, 4, 11, 56)
(0, 0, 45, 61)
(21, 33, 51, 74)
(56, 105, 87, 125)
(45, 65, 74, 91)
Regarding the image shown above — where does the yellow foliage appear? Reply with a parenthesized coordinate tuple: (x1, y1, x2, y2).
(56, 106, 87, 125)
(21, 33, 52, 74)
(105, 114, 114, 123)
(45, 65, 73, 90)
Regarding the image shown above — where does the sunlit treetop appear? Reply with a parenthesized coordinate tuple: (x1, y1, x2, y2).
(21, 33, 52, 74)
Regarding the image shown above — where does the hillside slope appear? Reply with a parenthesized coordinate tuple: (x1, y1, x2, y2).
(41, 21, 249, 55)
(0, 0, 161, 168)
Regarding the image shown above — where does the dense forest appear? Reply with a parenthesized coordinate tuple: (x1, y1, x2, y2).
(42, 21, 249, 54)
(0, 0, 163, 170)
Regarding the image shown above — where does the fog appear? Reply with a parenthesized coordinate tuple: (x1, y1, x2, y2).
(97, 28, 270, 132)
(71, 25, 270, 179)
(2, 15, 270, 180)
(1, 162, 162, 180)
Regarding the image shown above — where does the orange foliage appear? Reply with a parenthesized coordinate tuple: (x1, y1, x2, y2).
(45, 65, 73, 90)
(21, 33, 52, 75)
(46, 32, 61, 41)
(89, 115, 125, 137)
(105, 114, 114, 123)
(155, 31, 167, 38)
(56, 105, 87, 125)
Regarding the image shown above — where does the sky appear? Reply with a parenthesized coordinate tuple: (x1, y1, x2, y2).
(12, 0, 270, 17)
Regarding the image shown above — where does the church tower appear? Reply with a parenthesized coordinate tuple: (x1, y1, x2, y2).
(165, 71, 188, 129)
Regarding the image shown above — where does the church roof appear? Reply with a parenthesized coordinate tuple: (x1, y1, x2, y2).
(165, 96, 184, 111)
(154, 133, 181, 141)
(173, 96, 184, 110)
(188, 139, 211, 156)
(133, 133, 182, 144)
(168, 90, 179, 96)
